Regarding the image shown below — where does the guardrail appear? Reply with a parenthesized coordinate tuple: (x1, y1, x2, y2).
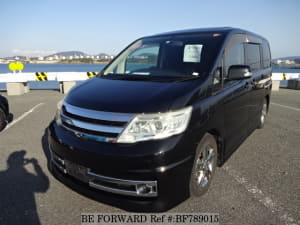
(0, 72, 88, 82)
(272, 72, 300, 81)
(0, 72, 299, 95)
(0, 72, 94, 95)
(272, 73, 300, 90)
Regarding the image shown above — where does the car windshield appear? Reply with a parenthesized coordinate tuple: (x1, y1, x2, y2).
(101, 32, 225, 81)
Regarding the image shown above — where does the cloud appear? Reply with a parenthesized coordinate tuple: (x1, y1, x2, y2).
(12, 49, 57, 56)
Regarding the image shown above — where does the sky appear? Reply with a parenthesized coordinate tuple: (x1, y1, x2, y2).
(0, 0, 299, 59)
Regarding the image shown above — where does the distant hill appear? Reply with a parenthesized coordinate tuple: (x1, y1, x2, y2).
(97, 53, 111, 57)
(47, 51, 86, 57)
(46, 51, 113, 58)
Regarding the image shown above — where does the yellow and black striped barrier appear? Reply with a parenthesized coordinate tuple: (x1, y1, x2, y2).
(87, 72, 99, 78)
(35, 72, 48, 81)
(282, 73, 287, 80)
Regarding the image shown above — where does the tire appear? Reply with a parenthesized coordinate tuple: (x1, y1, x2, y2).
(0, 108, 7, 131)
(258, 98, 268, 129)
(189, 133, 218, 197)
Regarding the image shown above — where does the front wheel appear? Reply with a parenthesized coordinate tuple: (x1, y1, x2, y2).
(189, 133, 218, 197)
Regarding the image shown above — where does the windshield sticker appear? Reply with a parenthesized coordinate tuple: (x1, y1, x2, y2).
(183, 44, 203, 63)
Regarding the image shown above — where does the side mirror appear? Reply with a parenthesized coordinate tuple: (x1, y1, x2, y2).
(228, 65, 252, 80)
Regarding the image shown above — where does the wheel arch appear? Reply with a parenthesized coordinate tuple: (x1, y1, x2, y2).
(265, 94, 270, 112)
(206, 129, 224, 166)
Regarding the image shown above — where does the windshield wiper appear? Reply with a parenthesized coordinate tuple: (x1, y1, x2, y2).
(108, 76, 155, 81)
(100, 74, 200, 82)
(101, 75, 170, 82)
(171, 76, 200, 82)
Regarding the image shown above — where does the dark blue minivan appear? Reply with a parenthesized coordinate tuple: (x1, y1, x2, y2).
(48, 27, 272, 211)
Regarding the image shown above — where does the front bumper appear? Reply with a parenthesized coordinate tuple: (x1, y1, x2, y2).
(51, 150, 158, 197)
(48, 121, 196, 211)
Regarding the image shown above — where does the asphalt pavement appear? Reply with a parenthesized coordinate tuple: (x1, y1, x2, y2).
(0, 89, 299, 225)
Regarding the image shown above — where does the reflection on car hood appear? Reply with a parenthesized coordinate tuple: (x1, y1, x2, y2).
(65, 77, 202, 113)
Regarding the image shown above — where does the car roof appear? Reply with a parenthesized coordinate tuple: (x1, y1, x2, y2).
(145, 27, 267, 41)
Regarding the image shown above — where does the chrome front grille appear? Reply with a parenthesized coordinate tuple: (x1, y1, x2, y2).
(60, 102, 134, 143)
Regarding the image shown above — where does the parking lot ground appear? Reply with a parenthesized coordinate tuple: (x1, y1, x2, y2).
(0, 89, 299, 225)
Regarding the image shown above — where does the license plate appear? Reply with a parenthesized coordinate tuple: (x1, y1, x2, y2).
(65, 160, 88, 183)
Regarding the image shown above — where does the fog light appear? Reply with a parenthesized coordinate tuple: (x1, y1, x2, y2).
(136, 184, 152, 195)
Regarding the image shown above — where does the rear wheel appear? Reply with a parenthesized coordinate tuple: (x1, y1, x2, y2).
(0, 108, 7, 131)
(189, 133, 218, 196)
(258, 98, 268, 129)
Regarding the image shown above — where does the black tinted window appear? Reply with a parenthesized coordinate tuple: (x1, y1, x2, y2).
(262, 42, 271, 68)
(245, 43, 261, 70)
(103, 33, 226, 79)
(224, 34, 245, 76)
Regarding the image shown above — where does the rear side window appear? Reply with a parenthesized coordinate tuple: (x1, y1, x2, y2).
(244, 43, 261, 70)
(261, 42, 271, 68)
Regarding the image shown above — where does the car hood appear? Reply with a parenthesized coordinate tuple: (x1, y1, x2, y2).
(65, 77, 202, 113)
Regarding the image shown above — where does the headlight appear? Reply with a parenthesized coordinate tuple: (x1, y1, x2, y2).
(117, 106, 192, 143)
(55, 100, 64, 126)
